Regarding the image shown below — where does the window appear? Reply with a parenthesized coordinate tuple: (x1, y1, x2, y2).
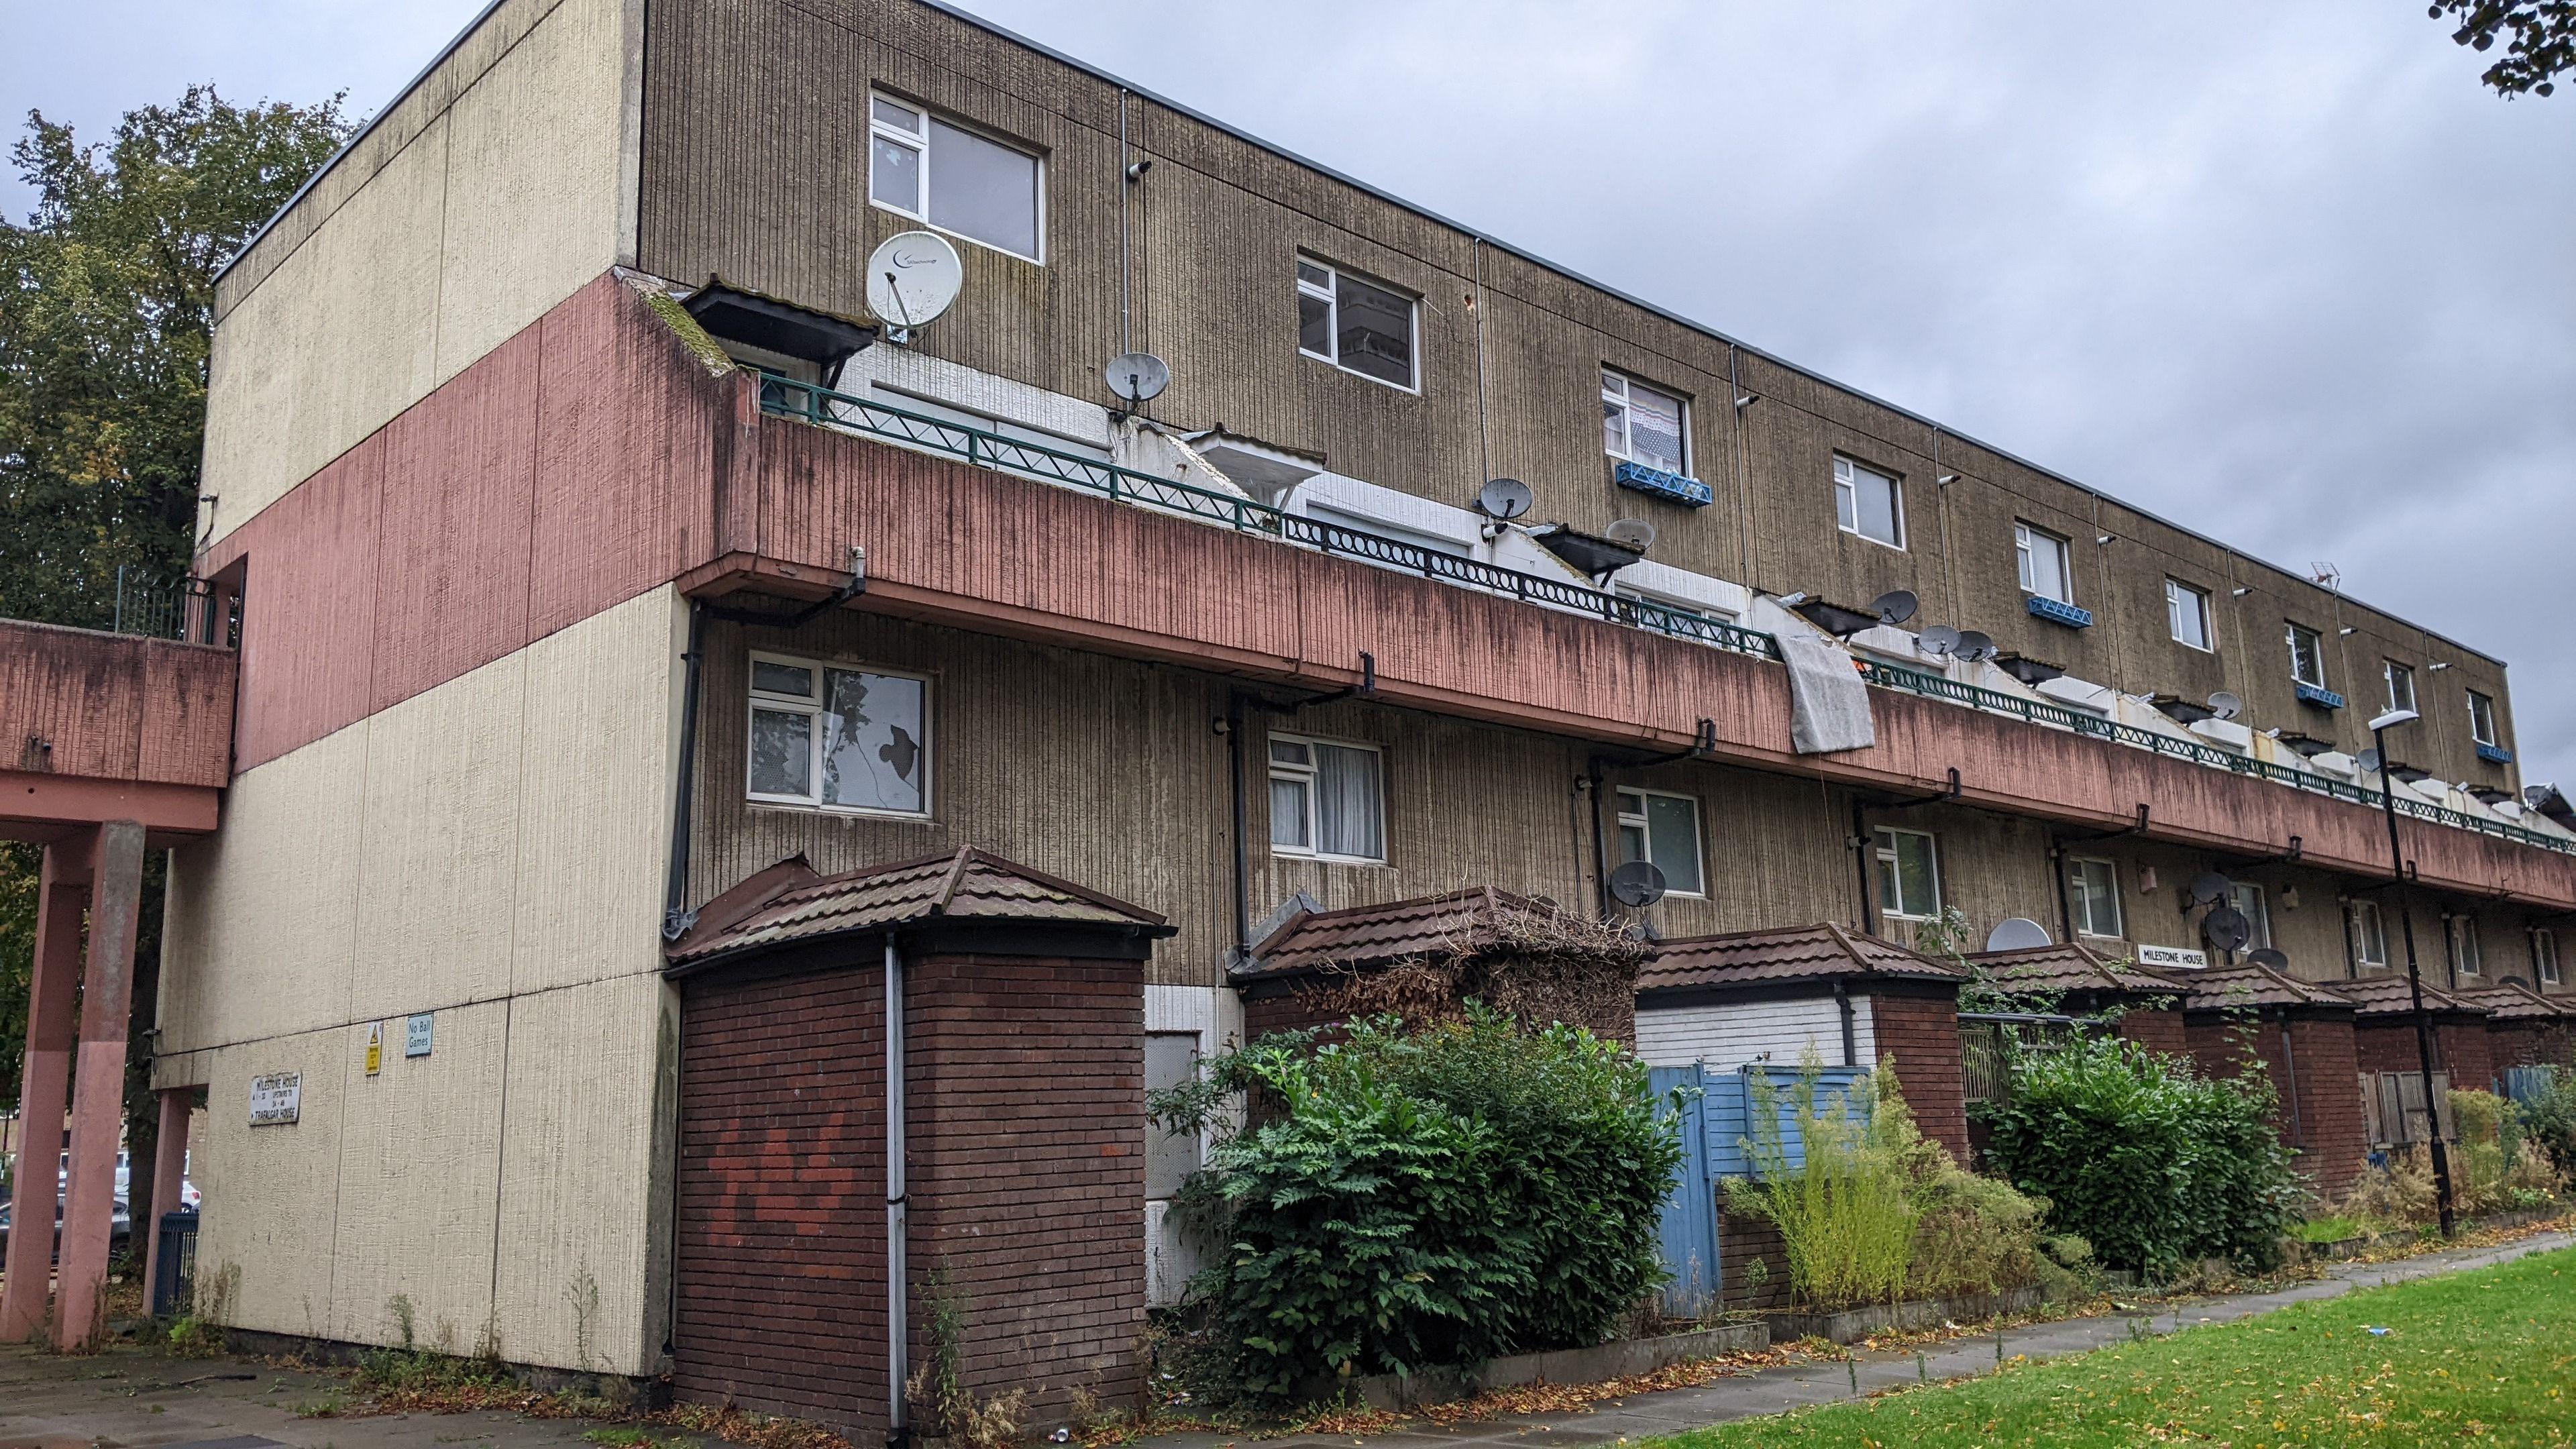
(1615, 788, 1705, 897)
(1874, 828, 1939, 920)
(2165, 579, 2213, 651)
(1296, 258, 1417, 390)
(2015, 523, 2074, 604)
(2384, 661, 2416, 715)
(1603, 372, 1688, 475)
(2348, 900, 2388, 971)
(868, 93, 1042, 262)
(1268, 734, 1385, 862)
(2229, 881, 2271, 950)
(2536, 928, 2561, 986)
(747, 654, 930, 816)
(1833, 456, 1904, 549)
(2449, 915, 2482, 978)
(2468, 690, 2499, 748)
(2067, 857, 2123, 938)
(2286, 623, 2327, 689)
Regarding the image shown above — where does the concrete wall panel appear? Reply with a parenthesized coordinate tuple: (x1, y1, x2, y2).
(189, 1028, 350, 1341)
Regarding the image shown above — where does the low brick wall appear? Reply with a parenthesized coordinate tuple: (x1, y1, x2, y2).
(2115, 1005, 2190, 1057)
(1869, 986, 1968, 1159)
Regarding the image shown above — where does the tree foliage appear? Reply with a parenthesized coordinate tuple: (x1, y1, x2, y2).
(2430, 1, 2574, 97)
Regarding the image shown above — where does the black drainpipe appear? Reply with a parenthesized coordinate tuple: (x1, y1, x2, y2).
(1833, 979, 1858, 1067)
(1587, 757, 1612, 919)
(1849, 798, 1876, 937)
(662, 602, 708, 943)
(883, 930, 910, 1448)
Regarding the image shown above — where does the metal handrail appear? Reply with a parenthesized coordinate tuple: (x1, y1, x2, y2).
(757, 374, 2573, 858)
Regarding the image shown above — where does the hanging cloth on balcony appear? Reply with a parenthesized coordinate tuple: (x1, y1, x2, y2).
(1779, 627, 1876, 754)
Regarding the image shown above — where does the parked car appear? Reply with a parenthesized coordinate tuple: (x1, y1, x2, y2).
(0, 1193, 130, 1263)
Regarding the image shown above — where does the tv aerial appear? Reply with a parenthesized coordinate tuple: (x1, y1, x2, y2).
(1984, 917, 2053, 952)
(1474, 477, 1534, 521)
(1917, 624, 1962, 659)
(1871, 589, 1919, 627)
(2207, 691, 2244, 722)
(1607, 859, 1668, 909)
(1104, 352, 1170, 407)
(865, 231, 963, 343)
(1603, 518, 1658, 554)
(1955, 629, 1998, 663)
(2202, 906, 2253, 954)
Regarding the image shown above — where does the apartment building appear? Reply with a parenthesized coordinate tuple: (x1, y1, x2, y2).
(127, 0, 2576, 1430)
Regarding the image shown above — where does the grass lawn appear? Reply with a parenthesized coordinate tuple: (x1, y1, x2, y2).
(1654, 1246, 2576, 1448)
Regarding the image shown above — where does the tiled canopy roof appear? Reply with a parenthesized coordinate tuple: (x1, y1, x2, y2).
(2331, 973, 2490, 1019)
(2456, 979, 2576, 1022)
(668, 847, 1169, 967)
(2169, 961, 2359, 1013)
(1968, 941, 2176, 998)
(1238, 885, 1597, 981)
(1640, 922, 1967, 995)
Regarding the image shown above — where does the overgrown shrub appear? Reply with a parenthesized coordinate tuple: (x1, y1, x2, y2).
(1152, 1007, 1680, 1402)
(2520, 1066, 2576, 1180)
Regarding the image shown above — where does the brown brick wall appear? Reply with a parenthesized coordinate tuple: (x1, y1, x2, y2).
(2353, 1021, 2436, 1077)
(1868, 988, 1968, 1160)
(2489, 1022, 2573, 1072)
(2115, 1006, 2190, 1058)
(2439, 1021, 2496, 1095)
(1716, 1204, 1792, 1313)
(2284, 1017, 2367, 1203)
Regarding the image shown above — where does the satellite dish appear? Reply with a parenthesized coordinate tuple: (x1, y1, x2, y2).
(1871, 590, 1919, 627)
(1956, 629, 1998, 663)
(2202, 906, 2252, 954)
(1985, 917, 2053, 952)
(1104, 351, 1170, 405)
(2208, 691, 2243, 722)
(1919, 625, 1962, 658)
(864, 230, 963, 340)
(2502, 974, 2530, 989)
(1608, 859, 1668, 908)
(2247, 948, 2290, 971)
(1476, 478, 1534, 520)
(2187, 871, 2234, 907)
(1603, 519, 1658, 553)
(2357, 747, 2384, 773)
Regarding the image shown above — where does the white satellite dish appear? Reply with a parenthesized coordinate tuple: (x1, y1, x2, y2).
(865, 231, 963, 342)
(1105, 352, 1170, 405)
(1985, 917, 2053, 952)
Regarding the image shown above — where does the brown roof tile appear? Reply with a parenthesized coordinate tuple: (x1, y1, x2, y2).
(1238, 886, 1613, 980)
(1968, 941, 2176, 998)
(1640, 922, 1967, 995)
(668, 847, 1168, 967)
(2169, 961, 2359, 1013)
(2455, 980, 2572, 1022)
(2331, 973, 2489, 1018)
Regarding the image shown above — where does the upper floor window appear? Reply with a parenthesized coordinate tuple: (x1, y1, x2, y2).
(1602, 372, 1688, 475)
(2536, 927, 2561, 986)
(2068, 857, 2123, 938)
(2015, 522, 2074, 604)
(1297, 259, 1416, 391)
(2165, 579, 2213, 652)
(2385, 661, 2416, 714)
(2449, 915, 2483, 978)
(2287, 623, 2327, 689)
(1269, 733, 1385, 862)
(869, 93, 1043, 262)
(1834, 456, 1904, 549)
(1615, 788, 1705, 898)
(1874, 826, 1939, 920)
(2230, 881, 2271, 950)
(2348, 899, 2388, 971)
(747, 653, 930, 816)
(2468, 690, 2500, 748)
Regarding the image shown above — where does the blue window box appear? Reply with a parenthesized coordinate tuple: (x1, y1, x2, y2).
(2025, 594, 2094, 629)
(2295, 682, 2345, 710)
(1614, 459, 1714, 508)
(2478, 741, 2513, 765)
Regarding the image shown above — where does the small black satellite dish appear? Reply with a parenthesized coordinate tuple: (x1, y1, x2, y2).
(1608, 859, 1668, 908)
(2202, 906, 2252, 953)
(1476, 477, 1534, 520)
(1919, 624, 1962, 657)
(2208, 691, 2243, 722)
(1604, 518, 1658, 553)
(2357, 747, 2384, 773)
(1871, 590, 1919, 627)
(2187, 871, 2234, 907)
(1104, 352, 1170, 404)
(2502, 974, 2530, 989)
(1956, 629, 1998, 663)
(2247, 947, 2290, 971)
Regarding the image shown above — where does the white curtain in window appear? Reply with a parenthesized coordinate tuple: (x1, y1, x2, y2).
(1314, 743, 1384, 860)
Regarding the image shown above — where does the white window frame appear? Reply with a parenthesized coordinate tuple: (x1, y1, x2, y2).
(2286, 623, 2327, 689)
(2384, 660, 2416, 715)
(1296, 257, 1419, 394)
(2165, 579, 2214, 652)
(1833, 455, 1906, 550)
(2450, 914, 2483, 978)
(2067, 856, 2123, 938)
(2535, 927, 2561, 986)
(745, 651, 934, 819)
(1873, 826, 1941, 921)
(1602, 370, 1690, 475)
(2468, 690, 2500, 749)
(1266, 731, 1387, 865)
(2228, 881, 2271, 951)
(866, 90, 1046, 264)
(2015, 521, 2074, 604)
(2348, 899, 2388, 971)
(1615, 787, 1706, 899)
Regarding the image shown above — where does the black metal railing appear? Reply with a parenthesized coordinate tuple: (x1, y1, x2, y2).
(150, 1209, 199, 1318)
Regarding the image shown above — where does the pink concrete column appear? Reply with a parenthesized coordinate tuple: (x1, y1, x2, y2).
(140, 1089, 193, 1314)
(0, 832, 95, 1343)
(54, 818, 145, 1351)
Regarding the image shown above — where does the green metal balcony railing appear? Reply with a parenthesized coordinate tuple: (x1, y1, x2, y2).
(757, 374, 2573, 859)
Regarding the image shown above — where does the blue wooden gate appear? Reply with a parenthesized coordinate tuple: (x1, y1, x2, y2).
(2502, 1064, 2559, 1107)
(1652, 1063, 1873, 1316)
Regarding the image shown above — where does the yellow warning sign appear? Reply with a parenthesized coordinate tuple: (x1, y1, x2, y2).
(366, 1021, 385, 1077)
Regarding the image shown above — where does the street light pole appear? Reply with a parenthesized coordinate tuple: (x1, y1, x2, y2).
(2369, 708, 2456, 1238)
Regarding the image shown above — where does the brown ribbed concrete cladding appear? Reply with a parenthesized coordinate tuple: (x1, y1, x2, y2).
(0, 620, 235, 840)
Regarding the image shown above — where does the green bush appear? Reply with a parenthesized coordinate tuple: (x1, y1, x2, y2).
(2515, 1066, 2576, 1181)
(1974, 1032, 2302, 1278)
(1152, 1008, 1680, 1402)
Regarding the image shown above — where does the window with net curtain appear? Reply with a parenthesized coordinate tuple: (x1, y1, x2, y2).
(1268, 735, 1385, 861)
(1874, 828, 1939, 919)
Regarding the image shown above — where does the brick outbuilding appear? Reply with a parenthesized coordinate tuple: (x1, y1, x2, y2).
(2457, 980, 2575, 1075)
(2171, 963, 2368, 1202)
(1966, 941, 2191, 1056)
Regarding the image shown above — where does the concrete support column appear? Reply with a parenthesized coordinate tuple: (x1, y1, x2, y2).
(54, 818, 146, 1351)
(0, 833, 95, 1343)
(140, 1089, 194, 1314)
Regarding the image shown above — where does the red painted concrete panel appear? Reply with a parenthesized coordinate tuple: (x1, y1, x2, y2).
(0, 621, 234, 793)
(229, 432, 382, 768)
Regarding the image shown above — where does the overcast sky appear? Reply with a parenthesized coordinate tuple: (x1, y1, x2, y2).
(7, 1, 2570, 780)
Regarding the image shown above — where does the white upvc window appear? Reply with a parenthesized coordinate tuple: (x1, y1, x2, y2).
(2287, 623, 2327, 689)
(2015, 522, 2074, 604)
(1874, 827, 1939, 920)
(2349, 899, 2389, 971)
(2536, 927, 2561, 986)
(1602, 371, 1689, 476)
(1615, 788, 1705, 898)
(746, 653, 932, 817)
(2468, 690, 2500, 748)
(2230, 881, 2272, 950)
(2385, 660, 2416, 714)
(2449, 915, 2483, 978)
(1833, 455, 1904, 549)
(1267, 733, 1385, 863)
(2165, 579, 2213, 652)
(1296, 258, 1417, 391)
(867, 92, 1044, 262)
(2068, 857, 2123, 938)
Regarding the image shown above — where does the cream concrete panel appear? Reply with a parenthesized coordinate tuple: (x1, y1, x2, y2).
(329, 999, 509, 1354)
(191, 1028, 349, 1341)
(355, 651, 530, 1014)
(434, 0, 630, 382)
(159, 726, 370, 1053)
(490, 972, 671, 1373)
(200, 119, 449, 547)
(511, 586, 680, 996)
